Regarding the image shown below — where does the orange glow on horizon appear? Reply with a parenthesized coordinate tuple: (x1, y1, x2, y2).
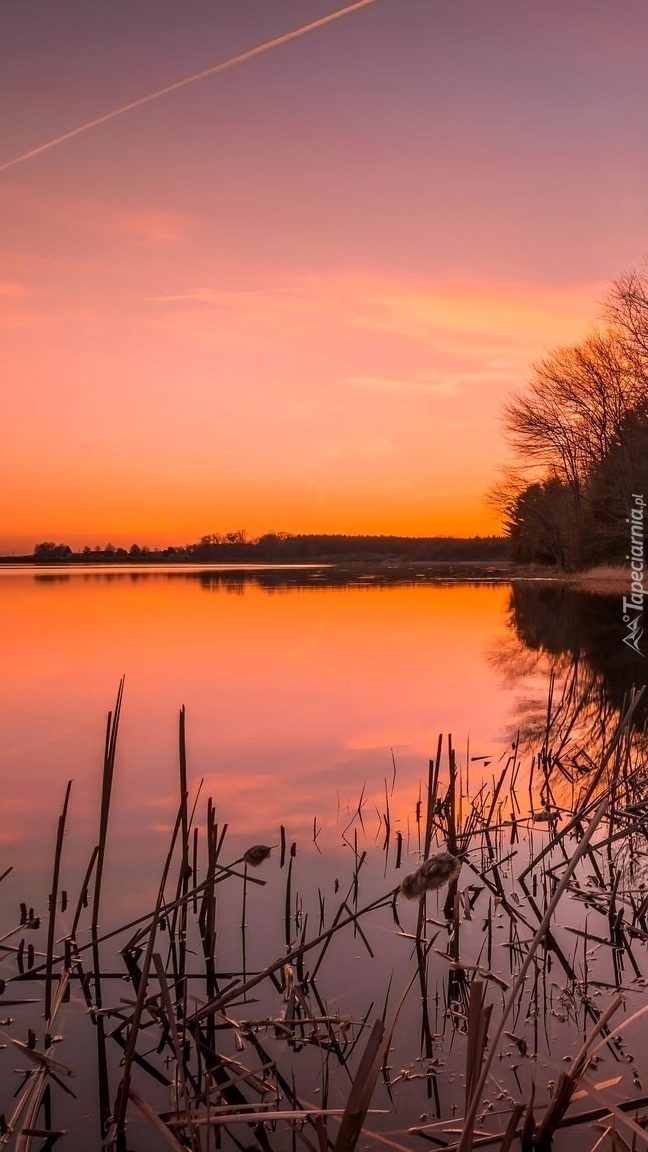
(0, 270, 600, 553)
(1, 496, 504, 554)
(2, 0, 636, 554)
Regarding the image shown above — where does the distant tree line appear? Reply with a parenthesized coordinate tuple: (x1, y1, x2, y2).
(491, 267, 648, 568)
(30, 533, 509, 564)
(188, 532, 508, 562)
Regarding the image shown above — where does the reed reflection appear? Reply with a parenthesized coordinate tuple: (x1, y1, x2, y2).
(493, 583, 648, 783)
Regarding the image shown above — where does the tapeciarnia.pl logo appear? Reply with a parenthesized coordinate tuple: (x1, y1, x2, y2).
(622, 493, 645, 656)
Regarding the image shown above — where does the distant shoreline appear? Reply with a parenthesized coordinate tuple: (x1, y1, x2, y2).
(0, 556, 627, 587)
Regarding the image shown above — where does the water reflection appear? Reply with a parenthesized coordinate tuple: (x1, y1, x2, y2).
(0, 572, 517, 904)
(2, 570, 648, 1148)
(4, 570, 645, 911)
(495, 583, 648, 771)
(27, 561, 508, 591)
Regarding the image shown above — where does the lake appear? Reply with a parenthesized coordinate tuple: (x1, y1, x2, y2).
(0, 566, 646, 1150)
(0, 568, 540, 898)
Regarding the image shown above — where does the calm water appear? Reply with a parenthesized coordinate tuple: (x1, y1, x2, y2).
(0, 568, 535, 898)
(1, 567, 644, 898)
(1, 567, 646, 1150)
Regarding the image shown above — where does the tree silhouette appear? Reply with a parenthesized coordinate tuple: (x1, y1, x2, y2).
(496, 270, 648, 567)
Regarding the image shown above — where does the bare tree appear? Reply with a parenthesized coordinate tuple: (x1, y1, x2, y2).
(491, 267, 648, 567)
(504, 328, 641, 491)
(485, 468, 530, 534)
(501, 327, 646, 563)
(606, 266, 648, 361)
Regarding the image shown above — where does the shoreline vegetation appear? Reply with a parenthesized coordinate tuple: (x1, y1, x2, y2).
(2, 684, 647, 1150)
(0, 549, 631, 593)
(0, 530, 635, 594)
(2, 533, 510, 566)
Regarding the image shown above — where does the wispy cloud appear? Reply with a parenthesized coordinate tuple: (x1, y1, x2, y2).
(150, 288, 226, 305)
(148, 272, 602, 326)
(346, 276, 606, 346)
(0, 280, 28, 301)
(159, 271, 602, 334)
(145, 272, 602, 395)
(4, 187, 192, 250)
(350, 371, 490, 396)
(0, 280, 34, 329)
(149, 286, 302, 306)
(120, 209, 189, 246)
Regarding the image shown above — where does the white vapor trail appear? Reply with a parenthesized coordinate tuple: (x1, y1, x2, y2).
(0, 0, 379, 174)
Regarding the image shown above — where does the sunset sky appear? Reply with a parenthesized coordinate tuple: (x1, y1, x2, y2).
(3, 0, 648, 552)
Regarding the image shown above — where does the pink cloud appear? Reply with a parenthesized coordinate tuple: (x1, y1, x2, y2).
(147, 270, 603, 389)
(0, 279, 28, 301)
(4, 187, 191, 249)
(120, 208, 190, 246)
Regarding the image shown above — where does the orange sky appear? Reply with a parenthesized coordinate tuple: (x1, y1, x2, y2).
(2, 0, 647, 552)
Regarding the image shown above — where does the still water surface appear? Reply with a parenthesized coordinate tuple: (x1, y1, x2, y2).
(0, 567, 646, 1149)
(2, 565, 644, 929)
(1, 567, 537, 900)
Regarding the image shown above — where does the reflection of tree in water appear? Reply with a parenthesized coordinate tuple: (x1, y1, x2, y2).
(490, 582, 648, 778)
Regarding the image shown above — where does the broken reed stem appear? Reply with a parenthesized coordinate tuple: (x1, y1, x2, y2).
(241, 861, 248, 991)
(129, 1085, 186, 1150)
(334, 937, 437, 1152)
(112, 802, 184, 1131)
(333, 1019, 385, 1152)
(311, 855, 368, 982)
(44, 780, 71, 1023)
(175, 706, 190, 1002)
(534, 993, 625, 1145)
(519, 687, 644, 881)
(7, 853, 262, 989)
(88, 671, 124, 1151)
(284, 851, 293, 948)
(456, 795, 609, 1152)
(189, 887, 397, 1023)
(424, 735, 443, 860)
(152, 953, 199, 1152)
(70, 844, 98, 942)
(91, 677, 124, 937)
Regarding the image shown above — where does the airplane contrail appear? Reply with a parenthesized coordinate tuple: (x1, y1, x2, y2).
(0, 0, 380, 174)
